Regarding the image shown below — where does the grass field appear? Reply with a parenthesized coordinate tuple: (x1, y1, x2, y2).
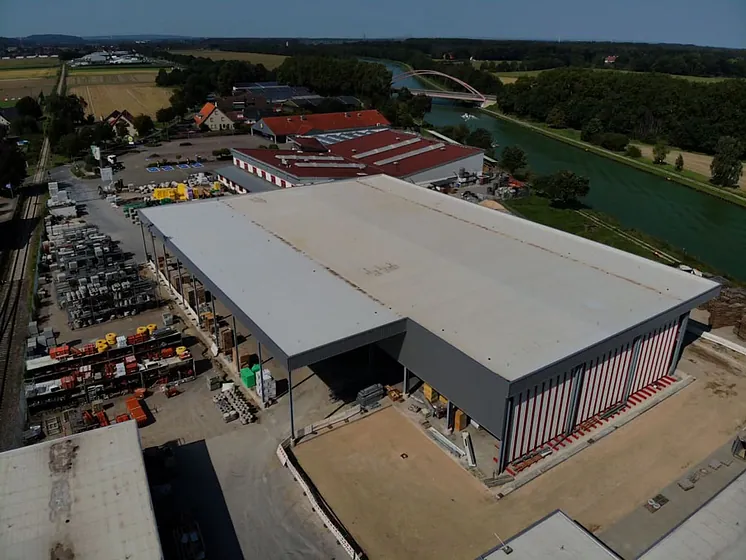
(0, 57, 60, 70)
(0, 67, 57, 103)
(69, 69, 172, 118)
(170, 50, 287, 69)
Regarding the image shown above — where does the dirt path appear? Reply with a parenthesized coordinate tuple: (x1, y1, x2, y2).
(294, 340, 746, 559)
(634, 144, 746, 190)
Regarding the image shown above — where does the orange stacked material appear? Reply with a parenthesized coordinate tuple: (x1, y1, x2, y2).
(115, 413, 131, 423)
(96, 410, 110, 427)
(125, 397, 148, 427)
(454, 409, 469, 431)
(134, 388, 147, 399)
(50, 345, 70, 359)
(161, 347, 175, 359)
(61, 376, 75, 390)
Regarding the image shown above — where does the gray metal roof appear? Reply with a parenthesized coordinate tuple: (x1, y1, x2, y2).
(640, 470, 746, 560)
(142, 175, 718, 380)
(477, 510, 620, 559)
(141, 196, 405, 370)
(0, 422, 162, 560)
(215, 165, 281, 193)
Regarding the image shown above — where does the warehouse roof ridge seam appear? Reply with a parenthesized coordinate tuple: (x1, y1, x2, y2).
(357, 177, 681, 300)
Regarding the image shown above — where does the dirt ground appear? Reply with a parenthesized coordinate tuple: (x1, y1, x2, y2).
(0, 72, 57, 100)
(67, 69, 162, 86)
(634, 143, 746, 190)
(293, 338, 746, 559)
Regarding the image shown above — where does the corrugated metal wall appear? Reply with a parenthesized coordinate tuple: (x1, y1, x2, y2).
(628, 319, 679, 395)
(509, 370, 576, 463)
(506, 318, 680, 464)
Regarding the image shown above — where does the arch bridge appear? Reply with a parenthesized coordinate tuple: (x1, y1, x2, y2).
(390, 70, 496, 105)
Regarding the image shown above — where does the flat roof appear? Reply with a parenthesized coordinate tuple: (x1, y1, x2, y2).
(330, 129, 482, 178)
(0, 422, 162, 560)
(215, 165, 281, 193)
(143, 175, 718, 381)
(477, 511, 620, 559)
(141, 195, 405, 370)
(640, 470, 746, 560)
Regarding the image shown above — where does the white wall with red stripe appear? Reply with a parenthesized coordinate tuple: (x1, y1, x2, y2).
(505, 317, 681, 464)
(233, 158, 294, 188)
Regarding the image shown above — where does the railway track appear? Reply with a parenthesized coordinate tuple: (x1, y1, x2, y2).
(0, 193, 42, 449)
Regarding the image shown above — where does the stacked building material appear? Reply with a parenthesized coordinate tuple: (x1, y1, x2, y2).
(219, 326, 233, 352)
(705, 285, 746, 329)
(212, 383, 255, 424)
(255, 369, 277, 403)
(45, 220, 156, 328)
(356, 383, 385, 408)
(737, 314, 746, 340)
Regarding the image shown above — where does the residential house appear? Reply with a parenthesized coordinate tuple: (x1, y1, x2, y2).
(194, 102, 236, 131)
(0, 106, 19, 128)
(105, 110, 137, 137)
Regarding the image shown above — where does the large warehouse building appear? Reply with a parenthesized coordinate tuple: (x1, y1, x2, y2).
(141, 175, 719, 472)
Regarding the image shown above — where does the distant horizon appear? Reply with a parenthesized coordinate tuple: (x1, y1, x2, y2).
(2, 33, 744, 51)
(1, 0, 743, 50)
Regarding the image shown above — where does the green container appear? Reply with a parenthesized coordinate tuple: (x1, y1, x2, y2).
(240, 367, 256, 388)
(250, 363, 261, 373)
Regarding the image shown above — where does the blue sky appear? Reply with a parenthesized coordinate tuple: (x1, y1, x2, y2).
(1, 0, 744, 48)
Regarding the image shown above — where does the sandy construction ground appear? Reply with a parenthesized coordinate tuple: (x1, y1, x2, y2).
(170, 50, 287, 70)
(70, 82, 173, 118)
(294, 339, 746, 559)
(635, 143, 746, 190)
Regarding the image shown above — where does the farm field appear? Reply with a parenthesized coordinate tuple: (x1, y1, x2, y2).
(170, 50, 287, 69)
(0, 66, 57, 103)
(69, 69, 172, 118)
(0, 57, 60, 69)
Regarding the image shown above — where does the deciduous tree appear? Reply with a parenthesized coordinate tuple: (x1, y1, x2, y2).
(132, 114, 154, 137)
(499, 145, 528, 174)
(533, 170, 590, 206)
(675, 154, 684, 172)
(0, 131, 26, 191)
(652, 142, 669, 164)
(546, 107, 566, 128)
(710, 136, 744, 187)
(465, 128, 493, 151)
(15, 96, 42, 119)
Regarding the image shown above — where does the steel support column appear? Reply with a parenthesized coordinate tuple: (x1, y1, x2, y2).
(161, 241, 170, 293)
(150, 233, 161, 306)
(622, 336, 644, 402)
(564, 364, 586, 435)
(446, 401, 455, 432)
(258, 342, 265, 403)
(232, 316, 239, 367)
(192, 274, 201, 327)
(211, 295, 219, 349)
(140, 222, 148, 262)
(176, 259, 184, 302)
(403, 366, 409, 395)
(498, 396, 515, 473)
(288, 368, 295, 443)
(667, 313, 689, 376)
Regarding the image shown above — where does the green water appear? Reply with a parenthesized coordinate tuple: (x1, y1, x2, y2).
(383, 60, 746, 280)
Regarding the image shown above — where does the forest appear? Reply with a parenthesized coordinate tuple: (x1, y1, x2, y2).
(170, 38, 746, 79)
(496, 68, 746, 155)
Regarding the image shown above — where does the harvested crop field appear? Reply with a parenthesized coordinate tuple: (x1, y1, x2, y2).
(0, 67, 57, 102)
(0, 57, 59, 69)
(68, 69, 172, 118)
(170, 50, 287, 69)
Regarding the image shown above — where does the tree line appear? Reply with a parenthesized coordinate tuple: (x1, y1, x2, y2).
(163, 38, 746, 79)
(497, 68, 746, 157)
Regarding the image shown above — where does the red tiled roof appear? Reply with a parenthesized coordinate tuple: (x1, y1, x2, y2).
(256, 110, 390, 137)
(234, 149, 378, 179)
(330, 129, 482, 178)
(194, 103, 216, 125)
(289, 136, 328, 152)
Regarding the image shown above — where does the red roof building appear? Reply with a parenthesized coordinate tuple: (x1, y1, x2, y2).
(331, 129, 483, 182)
(251, 110, 390, 142)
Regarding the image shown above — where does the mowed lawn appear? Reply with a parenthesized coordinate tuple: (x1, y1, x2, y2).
(0, 67, 57, 102)
(170, 50, 287, 69)
(68, 68, 173, 118)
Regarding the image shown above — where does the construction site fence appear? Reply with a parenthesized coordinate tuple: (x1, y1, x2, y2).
(276, 438, 365, 560)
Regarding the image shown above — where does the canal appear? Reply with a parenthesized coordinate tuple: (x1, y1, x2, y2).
(382, 60, 746, 281)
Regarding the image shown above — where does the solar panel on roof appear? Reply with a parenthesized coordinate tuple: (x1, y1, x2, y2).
(352, 137, 421, 159)
(374, 143, 446, 166)
(275, 155, 345, 161)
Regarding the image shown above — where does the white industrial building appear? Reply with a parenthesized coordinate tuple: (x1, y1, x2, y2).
(0, 421, 162, 559)
(140, 175, 719, 472)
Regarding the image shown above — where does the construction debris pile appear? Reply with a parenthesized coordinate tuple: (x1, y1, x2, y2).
(43, 218, 157, 328)
(704, 285, 746, 339)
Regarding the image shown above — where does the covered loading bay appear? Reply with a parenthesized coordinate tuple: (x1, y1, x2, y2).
(140, 176, 719, 472)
